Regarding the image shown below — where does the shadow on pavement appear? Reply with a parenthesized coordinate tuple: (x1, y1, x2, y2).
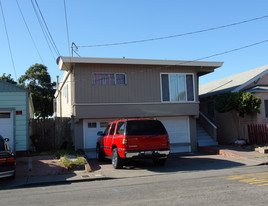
(0, 156, 75, 190)
(89, 154, 245, 173)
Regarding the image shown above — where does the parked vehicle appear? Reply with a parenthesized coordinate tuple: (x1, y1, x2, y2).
(0, 135, 16, 179)
(96, 119, 170, 169)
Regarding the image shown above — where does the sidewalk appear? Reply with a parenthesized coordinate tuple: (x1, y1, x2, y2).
(1, 145, 267, 189)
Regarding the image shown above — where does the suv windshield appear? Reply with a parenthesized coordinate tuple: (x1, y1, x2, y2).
(126, 120, 167, 135)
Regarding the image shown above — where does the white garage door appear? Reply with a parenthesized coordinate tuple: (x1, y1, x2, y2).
(84, 120, 110, 149)
(158, 117, 191, 153)
(0, 111, 14, 152)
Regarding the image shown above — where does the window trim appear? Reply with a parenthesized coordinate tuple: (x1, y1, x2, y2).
(92, 72, 127, 85)
(160, 73, 195, 103)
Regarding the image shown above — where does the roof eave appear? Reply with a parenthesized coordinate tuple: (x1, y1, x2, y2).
(57, 56, 223, 71)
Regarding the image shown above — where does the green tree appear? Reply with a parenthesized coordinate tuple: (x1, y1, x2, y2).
(215, 92, 261, 117)
(19, 64, 56, 119)
(0, 73, 17, 84)
(215, 92, 261, 140)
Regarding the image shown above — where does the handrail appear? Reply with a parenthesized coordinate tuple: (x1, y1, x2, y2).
(199, 112, 217, 129)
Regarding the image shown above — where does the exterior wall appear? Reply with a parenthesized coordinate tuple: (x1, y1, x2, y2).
(60, 74, 73, 117)
(200, 96, 256, 144)
(75, 103, 199, 119)
(254, 92, 268, 124)
(74, 119, 84, 151)
(73, 63, 199, 104)
(189, 116, 197, 152)
(0, 92, 29, 151)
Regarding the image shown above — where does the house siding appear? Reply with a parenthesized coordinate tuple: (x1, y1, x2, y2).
(255, 92, 268, 124)
(60, 74, 73, 117)
(0, 92, 28, 151)
(75, 103, 199, 119)
(73, 63, 199, 104)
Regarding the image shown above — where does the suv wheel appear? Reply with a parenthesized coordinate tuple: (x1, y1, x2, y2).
(96, 145, 104, 162)
(153, 158, 166, 166)
(112, 148, 123, 169)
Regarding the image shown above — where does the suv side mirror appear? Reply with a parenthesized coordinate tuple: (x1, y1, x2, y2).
(4, 138, 10, 142)
(97, 131, 104, 136)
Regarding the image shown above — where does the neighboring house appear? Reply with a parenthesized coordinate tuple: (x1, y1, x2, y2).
(55, 56, 223, 155)
(0, 80, 34, 155)
(199, 64, 268, 144)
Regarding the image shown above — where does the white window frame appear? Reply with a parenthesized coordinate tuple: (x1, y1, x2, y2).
(63, 84, 69, 104)
(92, 73, 127, 85)
(160, 73, 195, 103)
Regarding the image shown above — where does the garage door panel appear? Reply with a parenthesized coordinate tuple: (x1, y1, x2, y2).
(84, 120, 109, 149)
(158, 117, 190, 153)
(0, 111, 14, 152)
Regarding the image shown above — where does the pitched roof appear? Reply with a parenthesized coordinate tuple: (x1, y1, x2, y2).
(0, 80, 29, 92)
(199, 64, 268, 98)
(245, 85, 268, 93)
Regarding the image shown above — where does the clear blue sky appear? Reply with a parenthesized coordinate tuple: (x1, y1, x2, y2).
(0, 0, 267, 85)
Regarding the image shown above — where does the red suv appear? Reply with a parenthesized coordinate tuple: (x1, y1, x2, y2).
(96, 119, 170, 169)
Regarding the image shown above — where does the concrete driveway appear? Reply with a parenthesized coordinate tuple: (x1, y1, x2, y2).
(87, 152, 265, 179)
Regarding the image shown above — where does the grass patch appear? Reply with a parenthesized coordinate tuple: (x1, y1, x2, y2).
(60, 155, 87, 170)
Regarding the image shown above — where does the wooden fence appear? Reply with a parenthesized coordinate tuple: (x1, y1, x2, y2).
(248, 124, 268, 145)
(29, 117, 73, 152)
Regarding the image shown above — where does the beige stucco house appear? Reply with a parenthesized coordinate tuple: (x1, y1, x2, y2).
(199, 64, 268, 144)
(55, 56, 223, 156)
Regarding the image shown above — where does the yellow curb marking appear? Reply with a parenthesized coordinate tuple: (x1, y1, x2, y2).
(222, 172, 268, 186)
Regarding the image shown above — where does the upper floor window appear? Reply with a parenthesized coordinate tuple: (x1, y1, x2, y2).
(63, 84, 69, 104)
(92, 73, 126, 85)
(161, 73, 195, 102)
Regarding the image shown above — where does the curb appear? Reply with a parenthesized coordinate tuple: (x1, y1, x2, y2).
(1, 176, 114, 190)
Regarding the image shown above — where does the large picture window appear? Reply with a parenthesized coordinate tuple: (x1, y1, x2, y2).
(161, 73, 195, 102)
(93, 73, 126, 85)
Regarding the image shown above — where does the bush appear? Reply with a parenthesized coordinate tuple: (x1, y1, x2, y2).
(215, 92, 261, 117)
(60, 155, 87, 170)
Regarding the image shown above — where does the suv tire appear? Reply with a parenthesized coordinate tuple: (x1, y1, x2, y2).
(112, 148, 123, 169)
(96, 145, 105, 162)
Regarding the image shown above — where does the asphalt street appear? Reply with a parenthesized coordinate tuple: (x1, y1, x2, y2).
(1, 165, 267, 206)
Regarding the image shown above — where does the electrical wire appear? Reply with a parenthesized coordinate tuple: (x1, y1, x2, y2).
(16, 0, 44, 64)
(34, 0, 61, 56)
(31, 0, 56, 60)
(54, 38, 268, 86)
(0, 0, 17, 80)
(63, 0, 71, 57)
(78, 15, 268, 48)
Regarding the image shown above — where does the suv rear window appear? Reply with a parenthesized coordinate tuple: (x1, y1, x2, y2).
(126, 120, 167, 135)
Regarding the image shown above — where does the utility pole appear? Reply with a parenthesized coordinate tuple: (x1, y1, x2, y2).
(71, 42, 80, 57)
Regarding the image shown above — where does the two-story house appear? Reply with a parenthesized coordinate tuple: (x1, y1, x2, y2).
(55, 56, 223, 156)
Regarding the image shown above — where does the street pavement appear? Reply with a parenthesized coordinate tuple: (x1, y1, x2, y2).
(1, 164, 268, 206)
(0, 145, 267, 190)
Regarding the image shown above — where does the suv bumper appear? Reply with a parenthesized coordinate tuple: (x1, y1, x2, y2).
(124, 150, 170, 158)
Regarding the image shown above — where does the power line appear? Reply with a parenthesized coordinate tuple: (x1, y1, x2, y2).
(31, 0, 56, 60)
(16, 0, 44, 64)
(0, 0, 17, 80)
(56, 38, 268, 86)
(33, 0, 61, 56)
(78, 14, 268, 48)
(63, 0, 71, 57)
(193, 39, 268, 62)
